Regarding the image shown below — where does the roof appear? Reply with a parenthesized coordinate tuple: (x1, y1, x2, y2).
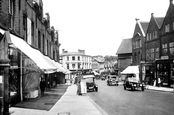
(140, 22, 149, 34)
(154, 17, 164, 28)
(60, 52, 91, 57)
(116, 39, 132, 55)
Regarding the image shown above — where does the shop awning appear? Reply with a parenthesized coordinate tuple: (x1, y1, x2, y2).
(6, 31, 57, 72)
(121, 65, 139, 74)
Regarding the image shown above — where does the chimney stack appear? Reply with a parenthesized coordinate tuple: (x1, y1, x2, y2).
(151, 13, 154, 17)
(170, 0, 173, 3)
(135, 18, 139, 22)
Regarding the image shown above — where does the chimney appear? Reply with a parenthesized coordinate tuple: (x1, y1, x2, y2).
(170, 0, 173, 3)
(135, 18, 139, 22)
(151, 13, 154, 17)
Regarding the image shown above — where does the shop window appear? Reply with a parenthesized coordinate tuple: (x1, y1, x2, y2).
(169, 42, 174, 55)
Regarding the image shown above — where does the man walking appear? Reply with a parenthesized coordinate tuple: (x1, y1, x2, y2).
(40, 78, 46, 96)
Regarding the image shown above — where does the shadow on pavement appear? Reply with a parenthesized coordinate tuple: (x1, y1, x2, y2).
(13, 84, 69, 111)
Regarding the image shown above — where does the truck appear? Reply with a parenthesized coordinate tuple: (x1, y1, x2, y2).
(121, 65, 145, 91)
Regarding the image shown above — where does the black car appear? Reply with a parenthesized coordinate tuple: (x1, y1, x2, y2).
(83, 74, 98, 92)
(107, 75, 119, 86)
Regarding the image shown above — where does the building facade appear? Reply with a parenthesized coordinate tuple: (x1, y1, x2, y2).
(60, 49, 92, 72)
(116, 38, 132, 77)
(0, 0, 61, 108)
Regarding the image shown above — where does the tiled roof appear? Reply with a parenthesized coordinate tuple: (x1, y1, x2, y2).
(140, 22, 149, 34)
(154, 17, 164, 28)
(116, 38, 132, 55)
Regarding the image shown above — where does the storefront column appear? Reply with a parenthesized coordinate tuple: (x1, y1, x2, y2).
(0, 59, 10, 115)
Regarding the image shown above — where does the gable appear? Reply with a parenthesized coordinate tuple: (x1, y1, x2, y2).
(161, 2, 174, 31)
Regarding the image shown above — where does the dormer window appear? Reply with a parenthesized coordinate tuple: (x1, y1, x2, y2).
(165, 24, 170, 33)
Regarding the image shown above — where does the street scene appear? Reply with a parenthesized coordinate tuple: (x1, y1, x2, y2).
(0, 0, 174, 115)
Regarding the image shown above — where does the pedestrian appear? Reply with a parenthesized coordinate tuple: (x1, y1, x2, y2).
(40, 78, 46, 96)
(158, 77, 161, 87)
(75, 73, 82, 95)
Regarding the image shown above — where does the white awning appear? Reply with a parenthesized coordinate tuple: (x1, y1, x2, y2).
(6, 31, 57, 72)
(121, 65, 139, 74)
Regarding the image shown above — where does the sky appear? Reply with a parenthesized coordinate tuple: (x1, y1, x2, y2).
(42, 0, 169, 56)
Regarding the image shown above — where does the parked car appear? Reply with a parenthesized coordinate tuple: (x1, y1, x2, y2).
(107, 75, 119, 86)
(83, 74, 98, 92)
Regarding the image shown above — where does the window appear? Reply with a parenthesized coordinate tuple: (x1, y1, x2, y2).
(165, 24, 170, 33)
(146, 49, 150, 60)
(146, 34, 149, 41)
(151, 48, 154, 60)
(31, 21, 34, 45)
(78, 56, 80, 61)
(67, 64, 69, 69)
(153, 31, 157, 39)
(38, 31, 41, 49)
(162, 43, 168, 56)
(149, 33, 151, 40)
(72, 64, 75, 69)
(169, 42, 174, 55)
(67, 56, 69, 61)
(78, 63, 81, 69)
(139, 39, 142, 47)
(72, 56, 75, 61)
(43, 34, 44, 53)
(23, 14, 27, 30)
(9, 0, 14, 29)
(155, 48, 159, 59)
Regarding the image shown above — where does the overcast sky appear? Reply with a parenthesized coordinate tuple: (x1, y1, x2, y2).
(42, 0, 169, 56)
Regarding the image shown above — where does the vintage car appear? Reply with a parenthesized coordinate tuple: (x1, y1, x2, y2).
(107, 75, 119, 86)
(101, 76, 106, 80)
(83, 74, 98, 92)
(121, 66, 145, 91)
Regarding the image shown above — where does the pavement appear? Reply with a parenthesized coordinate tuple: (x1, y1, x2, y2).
(9, 83, 174, 115)
(9, 84, 108, 115)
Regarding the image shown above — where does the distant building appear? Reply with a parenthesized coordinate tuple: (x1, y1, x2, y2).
(60, 49, 92, 72)
(92, 55, 105, 71)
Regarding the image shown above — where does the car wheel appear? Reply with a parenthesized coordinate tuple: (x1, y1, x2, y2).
(124, 86, 126, 90)
(141, 86, 144, 91)
(95, 87, 98, 92)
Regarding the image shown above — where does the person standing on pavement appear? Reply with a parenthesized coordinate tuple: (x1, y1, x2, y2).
(40, 78, 46, 96)
(74, 73, 82, 95)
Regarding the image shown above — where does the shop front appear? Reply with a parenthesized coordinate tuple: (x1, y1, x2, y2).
(140, 62, 155, 86)
(155, 59, 174, 88)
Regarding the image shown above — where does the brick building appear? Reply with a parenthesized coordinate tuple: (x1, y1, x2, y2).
(0, 0, 63, 108)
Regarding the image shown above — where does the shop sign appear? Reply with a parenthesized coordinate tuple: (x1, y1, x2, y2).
(161, 56, 169, 59)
